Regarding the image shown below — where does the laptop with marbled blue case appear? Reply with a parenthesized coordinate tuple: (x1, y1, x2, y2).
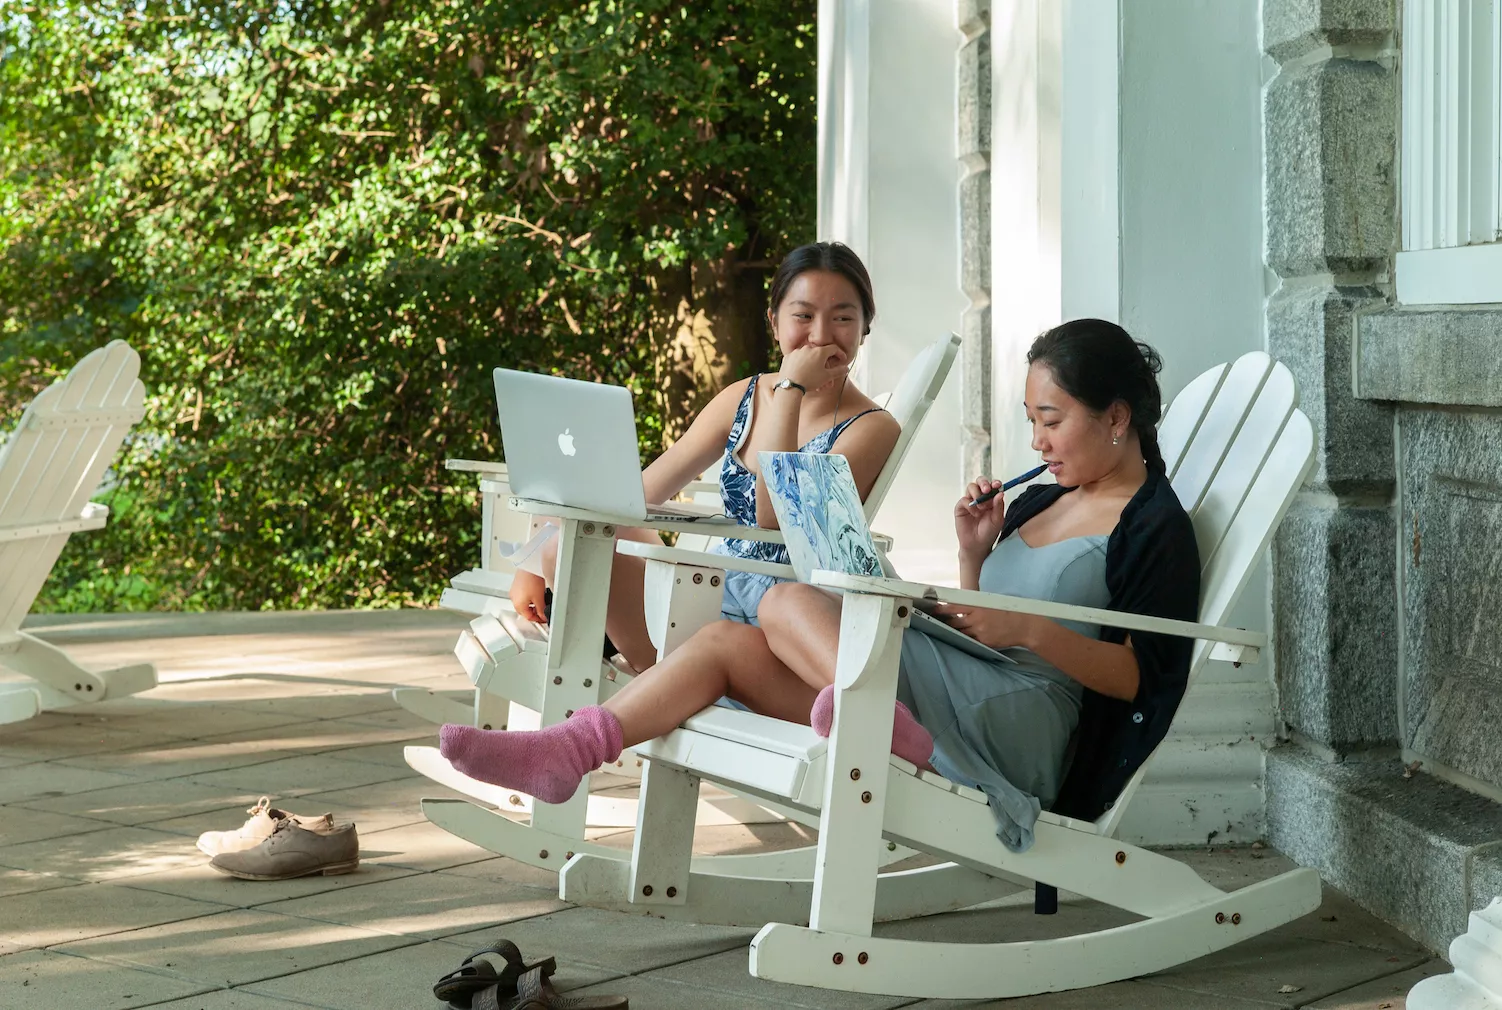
(759, 452, 1013, 664)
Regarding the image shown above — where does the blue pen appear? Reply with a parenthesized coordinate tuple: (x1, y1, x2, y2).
(966, 463, 1048, 508)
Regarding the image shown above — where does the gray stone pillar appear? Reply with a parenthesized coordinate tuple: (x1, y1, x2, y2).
(957, 0, 991, 480)
(1261, 1, 1398, 753)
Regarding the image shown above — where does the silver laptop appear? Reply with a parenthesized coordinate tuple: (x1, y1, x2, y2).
(493, 369, 719, 521)
(759, 451, 1014, 664)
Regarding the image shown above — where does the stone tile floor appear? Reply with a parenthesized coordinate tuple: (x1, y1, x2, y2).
(0, 611, 1449, 1009)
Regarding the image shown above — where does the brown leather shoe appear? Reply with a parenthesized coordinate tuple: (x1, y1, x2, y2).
(209, 816, 358, 880)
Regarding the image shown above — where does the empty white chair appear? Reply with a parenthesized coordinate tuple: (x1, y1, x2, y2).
(0, 341, 157, 725)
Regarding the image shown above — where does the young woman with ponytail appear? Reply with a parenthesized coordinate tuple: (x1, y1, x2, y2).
(437, 320, 1199, 853)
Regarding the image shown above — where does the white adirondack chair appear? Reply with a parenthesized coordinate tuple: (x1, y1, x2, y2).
(406, 333, 962, 854)
(549, 351, 1323, 998)
(0, 341, 157, 725)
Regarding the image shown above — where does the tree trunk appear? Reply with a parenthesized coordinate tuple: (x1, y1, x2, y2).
(652, 250, 771, 448)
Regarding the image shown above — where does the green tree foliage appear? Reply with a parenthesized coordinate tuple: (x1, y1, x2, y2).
(0, 1, 815, 610)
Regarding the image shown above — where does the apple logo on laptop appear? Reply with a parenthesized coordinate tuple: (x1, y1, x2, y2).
(558, 428, 577, 457)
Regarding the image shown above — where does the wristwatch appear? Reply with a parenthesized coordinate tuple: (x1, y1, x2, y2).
(773, 378, 808, 396)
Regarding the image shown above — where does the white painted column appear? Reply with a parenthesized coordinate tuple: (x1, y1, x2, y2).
(990, 0, 1063, 485)
(819, 0, 967, 586)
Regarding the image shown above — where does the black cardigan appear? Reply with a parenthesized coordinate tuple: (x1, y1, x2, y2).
(991, 469, 1201, 821)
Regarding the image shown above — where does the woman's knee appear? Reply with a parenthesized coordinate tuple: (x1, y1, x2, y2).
(687, 618, 766, 657)
(757, 581, 817, 631)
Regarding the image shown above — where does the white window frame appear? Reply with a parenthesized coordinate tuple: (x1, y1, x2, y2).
(1396, 0, 1502, 305)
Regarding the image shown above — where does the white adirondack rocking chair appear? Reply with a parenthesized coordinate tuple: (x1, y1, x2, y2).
(550, 351, 1323, 998)
(406, 333, 962, 857)
(0, 341, 157, 725)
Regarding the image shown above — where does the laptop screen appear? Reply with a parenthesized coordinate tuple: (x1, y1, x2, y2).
(758, 452, 883, 583)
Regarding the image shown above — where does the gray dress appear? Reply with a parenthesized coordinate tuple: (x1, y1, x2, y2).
(897, 532, 1110, 851)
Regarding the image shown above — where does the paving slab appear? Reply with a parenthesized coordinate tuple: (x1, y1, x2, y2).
(1307, 959, 1449, 1008)
(55, 908, 417, 986)
(286, 775, 473, 836)
(444, 907, 756, 976)
(335, 705, 444, 732)
(143, 679, 401, 720)
(0, 805, 118, 846)
(436, 853, 567, 892)
(356, 818, 503, 871)
(242, 938, 617, 1009)
(181, 754, 417, 798)
(567, 972, 801, 1010)
(0, 763, 142, 805)
(115, 859, 420, 908)
(0, 823, 204, 881)
(35, 697, 314, 741)
(128, 991, 318, 1010)
(875, 891, 1138, 944)
(0, 865, 86, 900)
(50, 727, 341, 782)
(1285, 886, 1435, 956)
(254, 869, 567, 940)
(0, 719, 171, 760)
(315, 739, 419, 768)
(645, 947, 911, 1010)
(908, 978, 1286, 1008)
(0, 948, 214, 1008)
(1142, 933, 1430, 1007)
(0, 879, 228, 947)
(68, 716, 421, 791)
(15, 777, 270, 827)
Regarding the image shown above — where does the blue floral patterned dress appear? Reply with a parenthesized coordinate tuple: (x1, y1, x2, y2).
(711, 374, 883, 623)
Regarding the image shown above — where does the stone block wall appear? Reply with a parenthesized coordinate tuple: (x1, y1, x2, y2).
(1261, 0, 1399, 754)
(1264, 0, 1502, 952)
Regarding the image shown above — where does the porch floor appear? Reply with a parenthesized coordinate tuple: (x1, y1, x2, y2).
(0, 611, 1446, 1009)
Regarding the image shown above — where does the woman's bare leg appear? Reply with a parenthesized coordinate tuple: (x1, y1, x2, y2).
(439, 619, 819, 798)
(604, 619, 818, 747)
(539, 525, 660, 673)
(756, 582, 845, 688)
(758, 582, 935, 767)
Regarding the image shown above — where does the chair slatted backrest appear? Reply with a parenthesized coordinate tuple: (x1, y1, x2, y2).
(1094, 351, 1314, 837)
(862, 333, 962, 520)
(0, 341, 146, 637)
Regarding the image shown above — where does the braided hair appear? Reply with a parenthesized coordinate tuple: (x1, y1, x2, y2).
(1026, 319, 1167, 474)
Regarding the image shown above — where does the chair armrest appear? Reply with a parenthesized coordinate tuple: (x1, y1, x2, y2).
(617, 540, 794, 580)
(810, 570, 1266, 650)
(682, 479, 719, 496)
(445, 458, 509, 476)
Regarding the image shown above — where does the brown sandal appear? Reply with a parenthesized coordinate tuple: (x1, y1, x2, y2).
(472, 965, 628, 1009)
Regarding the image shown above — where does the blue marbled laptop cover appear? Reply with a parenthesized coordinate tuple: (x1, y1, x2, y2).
(758, 451, 882, 581)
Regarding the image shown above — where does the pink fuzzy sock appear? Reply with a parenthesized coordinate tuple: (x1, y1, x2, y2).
(439, 706, 623, 804)
(809, 685, 934, 768)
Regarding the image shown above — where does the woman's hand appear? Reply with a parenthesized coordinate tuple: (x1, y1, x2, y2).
(929, 603, 1037, 651)
(954, 477, 1007, 561)
(776, 343, 848, 393)
(509, 570, 549, 625)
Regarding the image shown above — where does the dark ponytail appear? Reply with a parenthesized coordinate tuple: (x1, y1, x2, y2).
(1026, 319, 1167, 474)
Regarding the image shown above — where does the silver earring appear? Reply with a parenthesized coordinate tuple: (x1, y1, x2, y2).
(1112, 433, 1120, 445)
